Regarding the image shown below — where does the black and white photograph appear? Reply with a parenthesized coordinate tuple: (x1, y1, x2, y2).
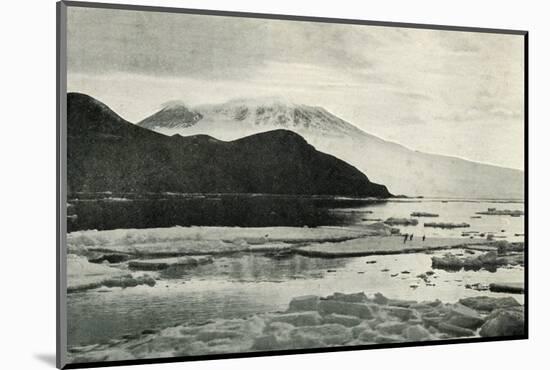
(9, 0, 550, 369)
(55, 1, 529, 367)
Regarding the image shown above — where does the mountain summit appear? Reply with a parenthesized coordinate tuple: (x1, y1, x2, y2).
(138, 97, 524, 198)
(138, 102, 202, 130)
(68, 93, 391, 197)
(138, 97, 364, 138)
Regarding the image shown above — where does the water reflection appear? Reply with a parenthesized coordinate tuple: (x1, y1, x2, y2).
(68, 251, 523, 347)
(160, 254, 348, 281)
(68, 194, 382, 232)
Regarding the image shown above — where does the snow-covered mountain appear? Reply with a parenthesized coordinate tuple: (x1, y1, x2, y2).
(138, 97, 365, 139)
(137, 97, 524, 199)
(138, 101, 202, 130)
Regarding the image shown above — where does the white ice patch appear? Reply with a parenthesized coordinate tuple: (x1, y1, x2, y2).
(67, 225, 390, 255)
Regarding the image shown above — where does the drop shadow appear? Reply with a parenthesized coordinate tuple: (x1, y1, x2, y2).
(34, 353, 56, 367)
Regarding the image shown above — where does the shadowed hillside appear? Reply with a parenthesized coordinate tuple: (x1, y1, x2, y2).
(67, 93, 391, 198)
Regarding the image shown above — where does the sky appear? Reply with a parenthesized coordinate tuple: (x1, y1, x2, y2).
(67, 7, 525, 170)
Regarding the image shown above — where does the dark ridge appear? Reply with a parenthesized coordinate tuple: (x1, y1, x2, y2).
(68, 92, 166, 140)
(171, 133, 222, 144)
(231, 129, 309, 147)
(67, 93, 392, 197)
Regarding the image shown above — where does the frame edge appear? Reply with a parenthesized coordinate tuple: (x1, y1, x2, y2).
(61, 0, 527, 35)
(55, 2, 529, 368)
(57, 1, 68, 368)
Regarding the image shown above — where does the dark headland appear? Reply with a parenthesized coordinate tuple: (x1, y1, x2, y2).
(67, 93, 391, 198)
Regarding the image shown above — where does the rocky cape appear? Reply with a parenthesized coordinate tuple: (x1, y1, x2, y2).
(67, 93, 391, 197)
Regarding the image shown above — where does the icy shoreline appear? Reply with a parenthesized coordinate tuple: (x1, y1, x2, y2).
(67, 225, 391, 257)
(296, 236, 491, 258)
(66, 224, 525, 360)
(66, 225, 515, 293)
(67, 255, 156, 293)
(67, 224, 502, 259)
(67, 291, 524, 363)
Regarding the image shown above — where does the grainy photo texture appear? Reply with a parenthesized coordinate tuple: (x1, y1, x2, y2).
(58, 2, 527, 368)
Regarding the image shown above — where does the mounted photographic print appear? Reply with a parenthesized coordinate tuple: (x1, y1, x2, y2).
(56, 1, 528, 368)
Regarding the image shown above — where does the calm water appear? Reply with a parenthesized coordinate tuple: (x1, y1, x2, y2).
(352, 198, 525, 242)
(67, 194, 379, 232)
(67, 196, 525, 347)
(68, 249, 524, 346)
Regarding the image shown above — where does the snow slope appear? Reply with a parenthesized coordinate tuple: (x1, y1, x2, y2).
(137, 97, 524, 198)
